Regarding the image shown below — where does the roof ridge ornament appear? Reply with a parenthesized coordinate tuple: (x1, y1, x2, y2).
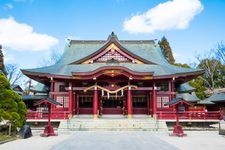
(107, 31, 118, 41)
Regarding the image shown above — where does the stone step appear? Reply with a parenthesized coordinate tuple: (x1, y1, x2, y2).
(58, 117, 168, 132)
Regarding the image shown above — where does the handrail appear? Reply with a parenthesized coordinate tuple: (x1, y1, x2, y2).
(156, 111, 221, 120)
(27, 110, 70, 119)
(27, 110, 222, 120)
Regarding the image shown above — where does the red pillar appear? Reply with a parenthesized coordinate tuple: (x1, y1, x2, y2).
(93, 86, 98, 118)
(48, 104, 51, 126)
(50, 78, 54, 109)
(171, 79, 175, 99)
(127, 86, 132, 118)
(152, 83, 157, 115)
(50, 78, 54, 98)
(73, 92, 77, 115)
(171, 79, 176, 113)
(149, 92, 153, 117)
(68, 82, 73, 115)
(175, 105, 179, 126)
(42, 102, 56, 137)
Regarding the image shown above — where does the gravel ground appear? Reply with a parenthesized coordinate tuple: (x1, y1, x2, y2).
(0, 131, 224, 150)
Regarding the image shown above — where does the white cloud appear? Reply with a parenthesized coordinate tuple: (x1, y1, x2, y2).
(4, 3, 14, 10)
(0, 17, 58, 51)
(123, 0, 203, 34)
(2, 50, 15, 63)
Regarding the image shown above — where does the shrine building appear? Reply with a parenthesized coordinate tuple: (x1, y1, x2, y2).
(22, 32, 210, 120)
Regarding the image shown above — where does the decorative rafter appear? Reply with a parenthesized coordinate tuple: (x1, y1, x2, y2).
(83, 43, 144, 64)
(95, 49, 132, 62)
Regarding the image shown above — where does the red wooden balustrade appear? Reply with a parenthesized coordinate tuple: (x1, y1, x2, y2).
(27, 92, 222, 120)
(27, 110, 70, 119)
(27, 110, 221, 120)
(156, 111, 221, 120)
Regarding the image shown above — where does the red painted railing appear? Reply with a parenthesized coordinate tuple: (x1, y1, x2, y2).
(27, 110, 70, 120)
(156, 111, 222, 120)
(27, 110, 222, 120)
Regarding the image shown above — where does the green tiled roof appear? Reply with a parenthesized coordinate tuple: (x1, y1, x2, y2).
(197, 93, 225, 105)
(22, 95, 47, 101)
(176, 93, 200, 102)
(165, 98, 191, 106)
(199, 92, 225, 104)
(30, 83, 48, 93)
(22, 33, 203, 78)
(177, 83, 196, 93)
(34, 97, 62, 106)
(198, 99, 215, 105)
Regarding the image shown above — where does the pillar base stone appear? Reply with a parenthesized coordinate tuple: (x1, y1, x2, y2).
(127, 114, 132, 119)
(93, 114, 98, 119)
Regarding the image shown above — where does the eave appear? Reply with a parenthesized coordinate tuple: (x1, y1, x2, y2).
(165, 98, 192, 106)
(153, 69, 204, 82)
(21, 69, 73, 84)
(71, 66, 154, 80)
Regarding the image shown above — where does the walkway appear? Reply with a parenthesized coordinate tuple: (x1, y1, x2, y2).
(51, 131, 177, 150)
(1, 131, 225, 150)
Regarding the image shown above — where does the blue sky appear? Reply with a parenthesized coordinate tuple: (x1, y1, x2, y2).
(0, 0, 225, 69)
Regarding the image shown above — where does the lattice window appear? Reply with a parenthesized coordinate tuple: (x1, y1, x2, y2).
(56, 96, 63, 108)
(157, 97, 161, 108)
(64, 96, 69, 108)
(95, 50, 132, 62)
(133, 96, 147, 108)
(162, 97, 169, 108)
(156, 82, 169, 91)
(79, 96, 93, 108)
(157, 96, 169, 108)
(56, 96, 69, 108)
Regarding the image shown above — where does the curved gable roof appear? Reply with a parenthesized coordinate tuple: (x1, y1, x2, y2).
(70, 33, 154, 64)
(56, 32, 167, 66)
(22, 33, 204, 81)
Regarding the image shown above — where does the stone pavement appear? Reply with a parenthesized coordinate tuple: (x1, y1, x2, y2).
(1, 131, 225, 150)
(51, 131, 177, 150)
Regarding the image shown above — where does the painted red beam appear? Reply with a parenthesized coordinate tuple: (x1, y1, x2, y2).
(71, 66, 153, 80)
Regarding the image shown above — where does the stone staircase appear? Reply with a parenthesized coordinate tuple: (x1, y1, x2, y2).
(58, 115, 168, 132)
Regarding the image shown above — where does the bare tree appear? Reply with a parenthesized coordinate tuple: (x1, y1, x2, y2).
(216, 42, 225, 64)
(5, 64, 22, 86)
(23, 79, 33, 95)
(197, 54, 220, 90)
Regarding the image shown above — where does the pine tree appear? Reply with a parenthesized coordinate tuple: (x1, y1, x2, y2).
(0, 73, 27, 129)
(158, 36, 175, 64)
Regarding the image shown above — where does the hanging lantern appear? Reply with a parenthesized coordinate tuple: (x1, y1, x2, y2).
(102, 89, 104, 96)
(121, 89, 123, 96)
(107, 92, 110, 99)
